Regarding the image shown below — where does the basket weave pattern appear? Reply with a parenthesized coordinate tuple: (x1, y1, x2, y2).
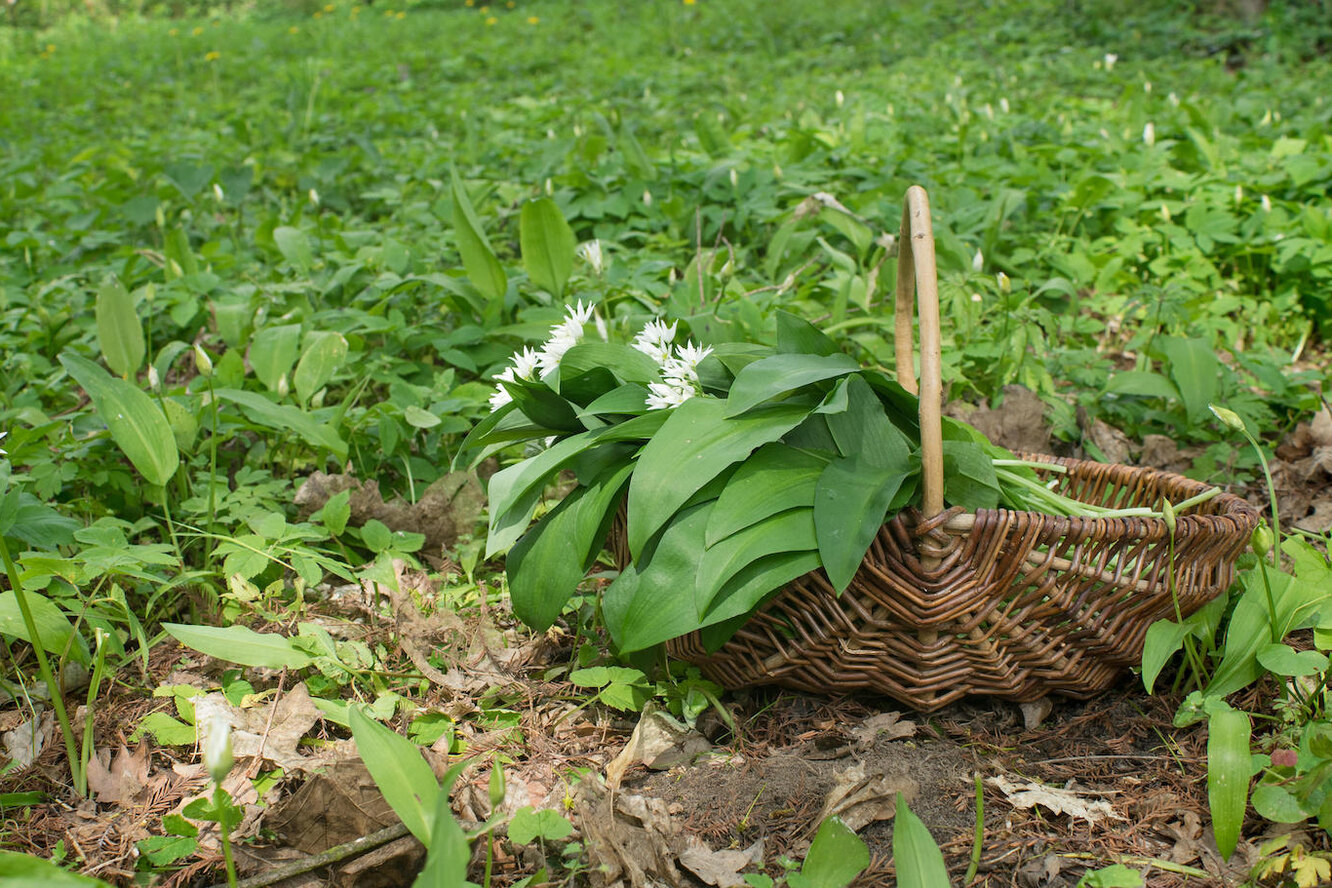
(666, 455, 1258, 711)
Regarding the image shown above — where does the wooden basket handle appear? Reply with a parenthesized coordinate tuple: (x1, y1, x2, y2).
(895, 186, 945, 519)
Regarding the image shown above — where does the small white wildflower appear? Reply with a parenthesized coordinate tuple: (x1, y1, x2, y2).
(594, 313, 609, 342)
(673, 342, 713, 373)
(971, 293, 983, 303)
(511, 346, 540, 381)
(213, 183, 225, 202)
(835, 89, 844, 108)
(1261, 194, 1272, 213)
(489, 388, 513, 412)
(1169, 92, 1180, 107)
(1000, 97, 1010, 113)
(564, 300, 595, 327)
(642, 189, 653, 207)
(276, 374, 290, 398)
(308, 188, 320, 206)
(575, 240, 605, 275)
(972, 250, 984, 273)
(1103, 53, 1117, 71)
(996, 271, 1011, 294)
(147, 365, 161, 390)
(645, 381, 695, 411)
(1142, 122, 1155, 147)
(537, 329, 579, 379)
(729, 167, 739, 188)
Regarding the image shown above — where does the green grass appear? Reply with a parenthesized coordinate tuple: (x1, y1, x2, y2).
(1, 0, 1332, 882)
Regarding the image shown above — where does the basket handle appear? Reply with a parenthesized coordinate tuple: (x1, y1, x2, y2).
(895, 186, 945, 519)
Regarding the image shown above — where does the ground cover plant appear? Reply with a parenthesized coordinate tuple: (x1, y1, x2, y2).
(1, 0, 1332, 885)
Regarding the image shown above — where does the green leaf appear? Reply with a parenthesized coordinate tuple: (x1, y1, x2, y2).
(724, 353, 861, 417)
(696, 507, 817, 619)
(520, 197, 576, 296)
(213, 388, 347, 460)
(403, 405, 441, 429)
(701, 550, 825, 650)
(0, 851, 114, 887)
(8, 494, 79, 551)
(1256, 642, 1328, 677)
(1250, 782, 1310, 824)
(349, 705, 439, 845)
(0, 591, 90, 665)
(508, 806, 574, 845)
(560, 342, 661, 387)
(824, 374, 912, 468)
(1207, 567, 1321, 698)
(814, 456, 908, 593)
(775, 310, 839, 357)
(163, 623, 314, 669)
(1141, 619, 1191, 694)
(706, 444, 826, 546)
(1161, 337, 1220, 425)
(293, 331, 349, 405)
(890, 797, 950, 888)
(94, 275, 144, 378)
(940, 440, 1000, 511)
(248, 323, 302, 394)
(451, 170, 507, 305)
(412, 772, 471, 885)
(794, 816, 870, 888)
(1207, 703, 1252, 861)
(130, 711, 197, 746)
(506, 461, 631, 631)
(626, 398, 808, 559)
(1076, 864, 1145, 887)
(361, 519, 393, 553)
(60, 353, 180, 487)
(1103, 370, 1182, 402)
(273, 226, 313, 274)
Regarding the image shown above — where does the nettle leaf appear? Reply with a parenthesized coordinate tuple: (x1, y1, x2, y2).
(519, 197, 575, 296)
(814, 456, 908, 593)
(60, 353, 179, 487)
(248, 323, 302, 394)
(724, 353, 861, 417)
(626, 398, 808, 559)
(94, 275, 144, 378)
(706, 444, 826, 546)
(450, 170, 507, 306)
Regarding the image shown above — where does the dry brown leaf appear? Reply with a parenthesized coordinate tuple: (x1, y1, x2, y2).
(679, 836, 764, 888)
(85, 742, 151, 805)
(819, 762, 917, 831)
(988, 775, 1123, 825)
(850, 711, 916, 748)
(2, 710, 51, 768)
(606, 706, 712, 789)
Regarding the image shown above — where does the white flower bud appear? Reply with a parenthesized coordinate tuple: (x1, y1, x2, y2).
(202, 715, 233, 783)
(193, 344, 213, 378)
(1142, 122, 1155, 147)
(835, 89, 844, 108)
(1160, 203, 1172, 223)
(1103, 53, 1117, 71)
(1261, 194, 1272, 213)
(642, 189, 652, 207)
(308, 188, 320, 206)
(147, 366, 161, 390)
(276, 374, 290, 398)
(213, 183, 225, 202)
(996, 271, 1010, 294)
(729, 167, 739, 188)
(1209, 404, 1246, 432)
(1000, 97, 1010, 113)
(972, 250, 984, 273)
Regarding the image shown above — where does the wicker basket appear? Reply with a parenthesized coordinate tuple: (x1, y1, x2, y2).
(660, 187, 1259, 711)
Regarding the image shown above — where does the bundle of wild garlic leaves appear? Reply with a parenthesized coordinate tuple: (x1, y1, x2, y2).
(460, 306, 1213, 654)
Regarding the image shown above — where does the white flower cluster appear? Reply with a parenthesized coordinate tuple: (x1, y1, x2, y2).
(488, 301, 597, 412)
(0, 430, 6, 457)
(634, 320, 712, 411)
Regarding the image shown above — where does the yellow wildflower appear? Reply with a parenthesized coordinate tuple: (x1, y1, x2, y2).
(485, 15, 497, 24)
(205, 50, 220, 61)
(396, 10, 405, 18)
(527, 15, 538, 23)
(192, 26, 203, 35)
(289, 25, 299, 33)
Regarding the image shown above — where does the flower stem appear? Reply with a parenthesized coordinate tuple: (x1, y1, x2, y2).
(0, 532, 83, 797)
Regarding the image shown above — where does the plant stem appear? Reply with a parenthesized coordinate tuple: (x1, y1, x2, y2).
(0, 532, 83, 797)
(1258, 557, 1282, 646)
(1241, 429, 1281, 565)
(205, 376, 220, 572)
(964, 773, 984, 885)
(217, 783, 239, 888)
